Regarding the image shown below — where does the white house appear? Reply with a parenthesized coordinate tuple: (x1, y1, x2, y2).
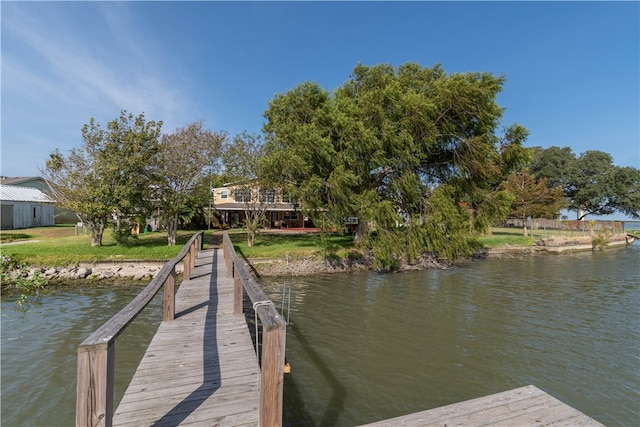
(0, 184, 55, 229)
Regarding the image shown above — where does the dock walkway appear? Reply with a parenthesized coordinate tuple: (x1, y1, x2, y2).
(112, 248, 260, 427)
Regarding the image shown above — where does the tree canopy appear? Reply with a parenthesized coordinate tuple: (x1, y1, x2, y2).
(43, 113, 227, 247)
(222, 132, 268, 246)
(530, 146, 640, 220)
(498, 169, 565, 236)
(42, 111, 163, 246)
(155, 121, 226, 245)
(261, 62, 529, 269)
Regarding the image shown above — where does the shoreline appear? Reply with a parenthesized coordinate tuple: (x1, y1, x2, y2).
(4, 234, 635, 285)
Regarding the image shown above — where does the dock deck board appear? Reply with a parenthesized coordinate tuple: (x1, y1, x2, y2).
(112, 248, 260, 427)
(358, 385, 604, 426)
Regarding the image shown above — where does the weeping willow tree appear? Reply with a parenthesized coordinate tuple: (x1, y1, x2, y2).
(260, 63, 529, 270)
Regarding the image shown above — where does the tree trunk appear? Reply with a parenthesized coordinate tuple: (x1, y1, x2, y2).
(522, 221, 528, 238)
(167, 218, 178, 246)
(247, 231, 255, 247)
(89, 223, 104, 247)
(354, 222, 367, 245)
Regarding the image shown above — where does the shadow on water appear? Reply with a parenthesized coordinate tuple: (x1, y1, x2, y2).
(285, 318, 347, 427)
(151, 250, 221, 427)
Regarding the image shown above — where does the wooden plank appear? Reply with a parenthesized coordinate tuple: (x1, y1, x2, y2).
(112, 248, 260, 427)
(359, 385, 604, 426)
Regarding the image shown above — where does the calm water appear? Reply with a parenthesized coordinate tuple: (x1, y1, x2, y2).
(1, 284, 164, 426)
(260, 244, 640, 427)
(1, 244, 638, 426)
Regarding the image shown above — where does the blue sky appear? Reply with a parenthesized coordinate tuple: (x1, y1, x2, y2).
(2, 1, 639, 182)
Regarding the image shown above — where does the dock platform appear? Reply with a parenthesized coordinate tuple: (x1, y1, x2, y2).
(359, 385, 603, 426)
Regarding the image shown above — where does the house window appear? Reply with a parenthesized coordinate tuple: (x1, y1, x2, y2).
(220, 190, 228, 199)
(234, 188, 252, 203)
(259, 189, 276, 203)
(281, 192, 298, 204)
(284, 212, 298, 220)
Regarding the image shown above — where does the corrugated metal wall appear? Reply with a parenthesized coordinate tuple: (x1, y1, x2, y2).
(0, 202, 55, 229)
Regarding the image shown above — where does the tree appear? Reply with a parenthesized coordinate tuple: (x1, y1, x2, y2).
(530, 147, 640, 220)
(42, 111, 163, 246)
(498, 170, 565, 236)
(262, 63, 529, 269)
(223, 132, 269, 247)
(155, 121, 226, 245)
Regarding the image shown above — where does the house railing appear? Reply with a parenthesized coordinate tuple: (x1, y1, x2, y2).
(222, 231, 286, 427)
(75, 231, 204, 427)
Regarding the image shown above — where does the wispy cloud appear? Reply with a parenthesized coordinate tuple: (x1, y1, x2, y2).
(2, 3, 199, 175)
(4, 3, 191, 125)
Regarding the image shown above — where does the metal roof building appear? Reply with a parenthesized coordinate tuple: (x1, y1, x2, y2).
(1, 184, 55, 229)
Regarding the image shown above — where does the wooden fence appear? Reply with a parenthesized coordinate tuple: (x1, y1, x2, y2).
(75, 231, 204, 427)
(501, 219, 626, 235)
(222, 231, 287, 427)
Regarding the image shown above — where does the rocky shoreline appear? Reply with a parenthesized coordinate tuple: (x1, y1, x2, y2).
(5, 233, 634, 284)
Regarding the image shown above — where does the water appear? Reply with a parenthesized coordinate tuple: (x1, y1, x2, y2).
(261, 244, 640, 427)
(1, 245, 638, 426)
(1, 284, 163, 426)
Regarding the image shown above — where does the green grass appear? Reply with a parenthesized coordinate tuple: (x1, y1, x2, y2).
(1, 226, 212, 266)
(478, 228, 532, 247)
(2, 223, 609, 268)
(229, 232, 356, 259)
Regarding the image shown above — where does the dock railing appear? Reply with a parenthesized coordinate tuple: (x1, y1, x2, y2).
(75, 231, 204, 427)
(222, 231, 286, 427)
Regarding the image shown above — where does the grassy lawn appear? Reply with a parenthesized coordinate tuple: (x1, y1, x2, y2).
(1, 224, 609, 268)
(1, 225, 211, 266)
(228, 231, 356, 259)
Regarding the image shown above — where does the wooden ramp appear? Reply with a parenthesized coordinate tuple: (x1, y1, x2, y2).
(359, 385, 604, 426)
(112, 248, 260, 427)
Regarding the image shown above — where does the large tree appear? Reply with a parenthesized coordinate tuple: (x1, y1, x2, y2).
(42, 111, 162, 246)
(155, 121, 226, 245)
(499, 169, 566, 236)
(223, 132, 269, 247)
(261, 63, 529, 269)
(530, 147, 640, 220)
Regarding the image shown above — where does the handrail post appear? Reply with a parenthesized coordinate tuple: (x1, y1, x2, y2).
(190, 242, 196, 269)
(260, 323, 285, 427)
(183, 252, 192, 281)
(76, 341, 115, 427)
(233, 267, 243, 315)
(163, 268, 176, 321)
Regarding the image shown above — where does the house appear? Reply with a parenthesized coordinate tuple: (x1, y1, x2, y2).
(1, 176, 77, 224)
(0, 184, 55, 229)
(212, 183, 311, 228)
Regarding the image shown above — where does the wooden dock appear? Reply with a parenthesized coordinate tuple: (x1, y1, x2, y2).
(359, 385, 604, 426)
(112, 248, 261, 426)
(77, 231, 605, 427)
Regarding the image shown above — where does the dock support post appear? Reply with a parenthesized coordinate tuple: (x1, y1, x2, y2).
(260, 324, 285, 427)
(76, 341, 115, 427)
